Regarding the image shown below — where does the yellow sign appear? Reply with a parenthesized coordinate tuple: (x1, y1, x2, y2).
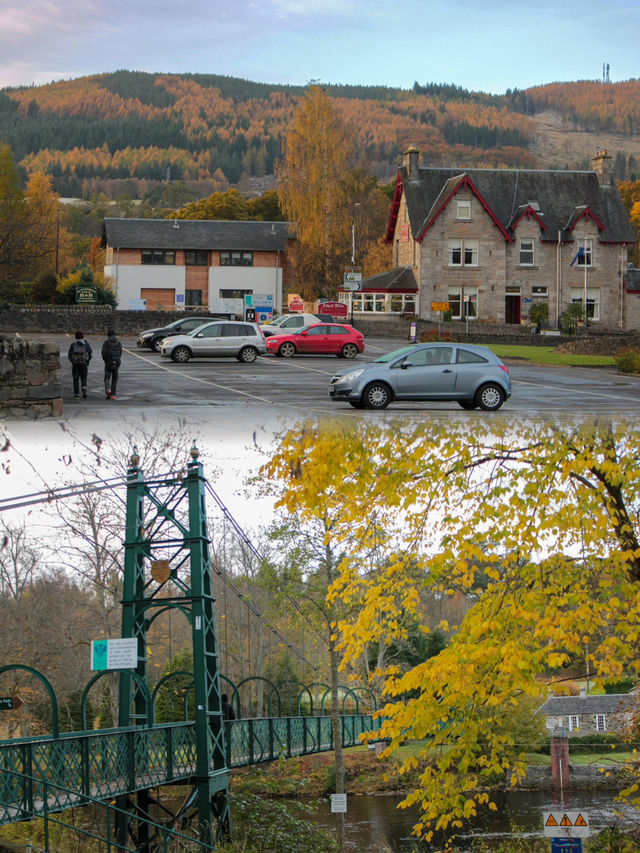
(432, 302, 450, 312)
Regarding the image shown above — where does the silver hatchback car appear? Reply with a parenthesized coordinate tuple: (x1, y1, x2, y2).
(329, 342, 511, 410)
(160, 320, 266, 363)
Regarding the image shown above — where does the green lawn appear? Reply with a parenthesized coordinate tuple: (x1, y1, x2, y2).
(486, 344, 616, 367)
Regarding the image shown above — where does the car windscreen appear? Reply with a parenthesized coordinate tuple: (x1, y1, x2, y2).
(374, 346, 420, 363)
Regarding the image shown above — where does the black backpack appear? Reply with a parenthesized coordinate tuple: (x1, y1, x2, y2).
(104, 339, 121, 369)
(70, 340, 89, 365)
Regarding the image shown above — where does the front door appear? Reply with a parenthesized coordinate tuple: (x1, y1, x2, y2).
(505, 294, 521, 324)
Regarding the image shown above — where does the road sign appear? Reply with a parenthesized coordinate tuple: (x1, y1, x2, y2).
(432, 301, 450, 312)
(343, 271, 362, 291)
(543, 811, 590, 838)
(0, 696, 23, 711)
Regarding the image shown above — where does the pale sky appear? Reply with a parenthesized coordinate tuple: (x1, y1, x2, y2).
(1, 0, 638, 94)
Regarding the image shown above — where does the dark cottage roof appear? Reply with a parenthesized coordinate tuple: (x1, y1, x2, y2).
(389, 166, 635, 245)
(357, 267, 418, 293)
(102, 218, 292, 251)
(540, 694, 636, 716)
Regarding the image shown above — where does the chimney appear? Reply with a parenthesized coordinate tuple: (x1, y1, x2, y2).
(591, 149, 613, 187)
(402, 144, 420, 182)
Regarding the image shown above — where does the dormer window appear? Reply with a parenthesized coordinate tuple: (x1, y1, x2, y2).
(457, 200, 471, 220)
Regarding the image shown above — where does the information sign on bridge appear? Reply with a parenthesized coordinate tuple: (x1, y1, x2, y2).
(91, 638, 138, 670)
(0, 696, 23, 711)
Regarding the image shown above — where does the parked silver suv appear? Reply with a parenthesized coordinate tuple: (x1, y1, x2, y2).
(160, 321, 266, 363)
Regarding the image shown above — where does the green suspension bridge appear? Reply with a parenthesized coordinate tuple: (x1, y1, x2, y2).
(0, 447, 379, 851)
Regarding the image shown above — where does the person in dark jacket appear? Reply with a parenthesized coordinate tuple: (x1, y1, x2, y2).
(68, 330, 93, 399)
(101, 329, 123, 399)
(221, 693, 236, 721)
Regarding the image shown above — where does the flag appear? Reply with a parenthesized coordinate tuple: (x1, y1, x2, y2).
(570, 246, 585, 267)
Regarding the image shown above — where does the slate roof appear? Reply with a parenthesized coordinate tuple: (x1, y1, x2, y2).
(103, 218, 292, 251)
(394, 166, 635, 245)
(357, 267, 418, 292)
(540, 694, 636, 716)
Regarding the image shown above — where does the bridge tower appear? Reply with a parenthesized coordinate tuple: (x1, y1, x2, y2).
(116, 445, 230, 850)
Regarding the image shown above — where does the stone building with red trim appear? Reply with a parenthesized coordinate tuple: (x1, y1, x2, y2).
(384, 146, 636, 329)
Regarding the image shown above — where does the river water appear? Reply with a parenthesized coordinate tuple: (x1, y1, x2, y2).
(307, 790, 640, 851)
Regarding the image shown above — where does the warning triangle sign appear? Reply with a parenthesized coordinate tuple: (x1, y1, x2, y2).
(575, 814, 588, 826)
(560, 814, 573, 826)
(545, 814, 559, 826)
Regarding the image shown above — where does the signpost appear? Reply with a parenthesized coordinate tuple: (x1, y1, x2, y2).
(289, 298, 304, 312)
(0, 696, 23, 711)
(343, 271, 362, 291)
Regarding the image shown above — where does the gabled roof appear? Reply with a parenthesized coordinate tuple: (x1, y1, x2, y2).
(103, 218, 292, 251)
(387, 165, 635, 245)
(509, 203, 548, 232)
(418, 174, 512, 242)
(540, 694, 636, 716)
(565, 206, 605, 233)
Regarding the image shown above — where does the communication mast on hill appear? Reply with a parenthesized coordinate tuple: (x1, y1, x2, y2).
(602, 62, 610, 83)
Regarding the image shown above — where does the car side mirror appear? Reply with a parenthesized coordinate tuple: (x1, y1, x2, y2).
(401, 360, 412, 369)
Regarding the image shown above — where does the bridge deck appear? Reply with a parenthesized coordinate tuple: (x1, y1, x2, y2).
(0, 714, 377, 826)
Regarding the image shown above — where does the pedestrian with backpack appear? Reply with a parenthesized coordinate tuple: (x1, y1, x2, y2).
(102, 329, 123, 399)
(68, 330, 92, 399)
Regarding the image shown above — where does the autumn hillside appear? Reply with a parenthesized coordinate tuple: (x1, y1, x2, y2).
(2, 71, 640, 200)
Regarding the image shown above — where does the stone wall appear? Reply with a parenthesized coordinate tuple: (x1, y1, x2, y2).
(0, 305, 217, 336)
(0, 338, 62, 418)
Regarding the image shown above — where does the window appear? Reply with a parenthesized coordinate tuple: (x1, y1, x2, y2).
(141, 250, 176, 265)
(185, 250, 208, 266)
(350, 292, 415, 314)
(570, 288, 600, 321)
(221, 323, 255, 336)
(185, 290, 203, 307)
(596, 714, 606, 732)
(569, 715, 579, 731)
(448, 239, 478, 267)
(456, 348, 488, 364)
(456, 200, 471, 220)
(219, 289, 252, 299)
(448, 286, 478, 319)
(575, 239, 593, 267)
(519, 238, 534, 266)
(220, 251, 253, 266)
(532, 286, 548, 297)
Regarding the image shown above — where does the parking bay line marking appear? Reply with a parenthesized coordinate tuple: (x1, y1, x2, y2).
(126, 349, 275, 404)
(513, 377, 640, 403)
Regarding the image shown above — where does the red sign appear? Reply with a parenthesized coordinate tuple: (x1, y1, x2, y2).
(319, 301, 348, 317)
(289, 299, 304, 312)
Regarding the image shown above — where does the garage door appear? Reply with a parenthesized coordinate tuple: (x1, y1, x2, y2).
(141, 288, 176, 310)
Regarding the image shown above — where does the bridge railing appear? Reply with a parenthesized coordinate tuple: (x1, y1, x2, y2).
(1, 714, 379, 826)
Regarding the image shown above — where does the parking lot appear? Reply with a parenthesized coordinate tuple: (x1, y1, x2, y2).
(37, 332, 640, 420)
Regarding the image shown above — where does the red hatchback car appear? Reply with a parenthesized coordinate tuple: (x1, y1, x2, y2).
(265, 323, 365, 358)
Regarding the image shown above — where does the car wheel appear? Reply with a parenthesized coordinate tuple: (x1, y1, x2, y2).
(151, 338, 162, 353)
(349, 401, 366, 409)
(279, 342, 296, 358)
(363, 382, 392, 410)
(341, 343, 358, 359)
(171, 346, 191, 363)
(458, 400, 477, 410)
(238, 346, 258, 364)
(475, 383, 505, 411)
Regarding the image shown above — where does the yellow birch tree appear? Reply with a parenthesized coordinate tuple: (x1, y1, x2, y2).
(261, 418, 640, 845)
